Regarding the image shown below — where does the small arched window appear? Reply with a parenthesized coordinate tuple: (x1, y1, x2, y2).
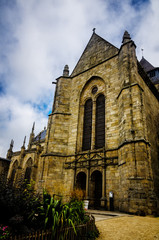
(95, 94, 105, 149)
(82, 99, 93, 151)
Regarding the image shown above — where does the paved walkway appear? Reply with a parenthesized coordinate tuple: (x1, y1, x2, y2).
(86, 209, 130, 221)
(86, 210, 159, 239)
(95, 216, 159, 240)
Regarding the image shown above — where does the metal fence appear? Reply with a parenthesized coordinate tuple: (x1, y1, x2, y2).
(9, 215, 96, 240)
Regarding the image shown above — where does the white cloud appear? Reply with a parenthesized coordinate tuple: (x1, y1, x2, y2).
(0, 95, 48, 155)
(0, 0, 159, 157)
(135, 0, 159, 65)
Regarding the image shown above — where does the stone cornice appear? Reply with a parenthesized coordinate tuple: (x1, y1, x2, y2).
(42, 138, 150, 158)
(117, 83, 144, 99)
(49, 112, 71, 116)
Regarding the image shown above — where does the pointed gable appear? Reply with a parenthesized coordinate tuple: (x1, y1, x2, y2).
(71, 33, 118, 77)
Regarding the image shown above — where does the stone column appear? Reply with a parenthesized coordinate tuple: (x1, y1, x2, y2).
(101, 151, 107, 208)
(86, 167, 90, 199)
(86, 152, 90, 199)
(73, 155, 77, 188)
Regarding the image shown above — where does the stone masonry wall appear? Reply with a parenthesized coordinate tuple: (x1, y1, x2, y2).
(138, 75, 159, 199)
(38, 33, 158, 214)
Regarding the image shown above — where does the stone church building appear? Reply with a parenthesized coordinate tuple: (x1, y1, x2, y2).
(6, 31, 159, 215)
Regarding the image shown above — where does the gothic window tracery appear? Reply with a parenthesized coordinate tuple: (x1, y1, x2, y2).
(80, 78, 106, 151)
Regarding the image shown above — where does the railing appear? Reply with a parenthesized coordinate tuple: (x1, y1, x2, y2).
(9, 215, 96, 240)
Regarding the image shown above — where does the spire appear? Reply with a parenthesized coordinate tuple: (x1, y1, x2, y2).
(32, 122, 35, 134)
(38, 132, 41, 142)
(10, 139, 14, 151)
(23, 136, 26, 148)
(7, 139, 14, 159)
(122, 30, 131, 44)
(63, 65, 69, 77)
(28, 122, 35, 150)
(20, 136, 26, 158)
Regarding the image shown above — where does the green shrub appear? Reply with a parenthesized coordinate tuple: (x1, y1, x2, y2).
(0, 178, 42, 234)
(0, 225, 10, 239)
(0, 174, 97, 239)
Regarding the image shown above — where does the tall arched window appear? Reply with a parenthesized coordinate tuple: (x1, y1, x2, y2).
(82, 99, 93, 151)
(95, 94, 105, 149)
(10, 160, 18, 184)
(10, 169, 16, 183)
(24, 167, 32, 182)
(24, 158, 32, 183)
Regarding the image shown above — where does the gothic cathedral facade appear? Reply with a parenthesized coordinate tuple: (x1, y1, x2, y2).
(7, 31, 159, 215)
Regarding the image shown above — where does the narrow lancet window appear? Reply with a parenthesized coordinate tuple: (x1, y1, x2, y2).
(95, 94, 105, 149)
(24, 167, 32, 182)
(24, 158, 32, 183)
(82, 99, 93, 151)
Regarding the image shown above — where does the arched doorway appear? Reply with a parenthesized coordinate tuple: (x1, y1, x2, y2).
(91, 170, 102, 209)
(76, 172, 86, 191)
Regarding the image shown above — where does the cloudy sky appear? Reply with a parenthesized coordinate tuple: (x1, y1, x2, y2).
(0, 0, 159, 157)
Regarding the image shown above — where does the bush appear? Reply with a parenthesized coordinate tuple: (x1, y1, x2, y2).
(0, 175, 98, 239)
(0, 225, 10, 239)
(0, 177, 42, 234)
(70, 188, 86, 201)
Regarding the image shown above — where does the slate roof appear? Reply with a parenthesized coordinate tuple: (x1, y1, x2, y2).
(140, 57, 155, 72)
(33, 129, 47, 142)
(140, 57, 159, 86)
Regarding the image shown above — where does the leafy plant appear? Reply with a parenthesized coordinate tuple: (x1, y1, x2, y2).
(0, 225, 10, 239)
(67, 200, 86, 224)
(39, 191, 89, 239)
(0, 174, 97, 239)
